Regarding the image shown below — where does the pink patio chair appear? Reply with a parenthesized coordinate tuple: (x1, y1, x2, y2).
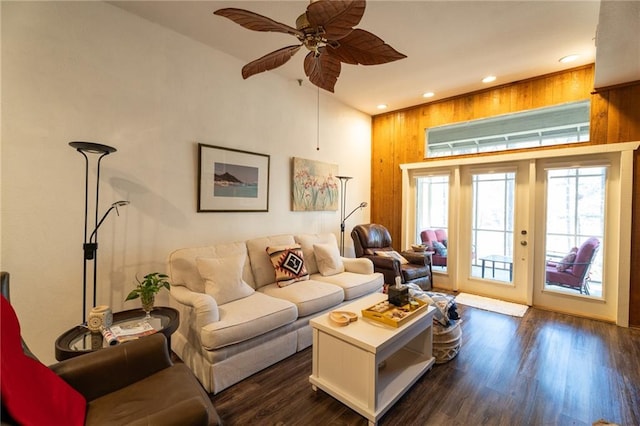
(420, 229, 448, 267)
(545, 237, 600, 295)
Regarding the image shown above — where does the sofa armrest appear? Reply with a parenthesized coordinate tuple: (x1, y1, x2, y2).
(363, 254, 401, 275)
(171, 285, 220, 328)
(50, 333, 172, 401)
(401, 251, 430, 266)
(342, 257, 374, 274)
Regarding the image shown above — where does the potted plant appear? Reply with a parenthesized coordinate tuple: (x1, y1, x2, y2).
(125, 273, 171, 318)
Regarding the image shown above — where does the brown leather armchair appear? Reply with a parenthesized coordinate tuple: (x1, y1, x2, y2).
(1, 272, 221, 426)
(351, 224, 432, 290)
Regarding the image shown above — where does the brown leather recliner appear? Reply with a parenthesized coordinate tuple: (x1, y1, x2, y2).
(1, 271, 221, 426)
(351, 224, 432, 290)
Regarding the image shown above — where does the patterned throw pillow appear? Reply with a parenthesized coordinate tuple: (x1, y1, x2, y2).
(432, 241, 448, 256)
(267, 244, 309, 287)
(556, 247, 578, 272)
(374, 250, 409, 264)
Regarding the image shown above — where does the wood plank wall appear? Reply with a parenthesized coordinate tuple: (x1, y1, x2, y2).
(591, 82, 640, 327)
(370, 65, 640, 327)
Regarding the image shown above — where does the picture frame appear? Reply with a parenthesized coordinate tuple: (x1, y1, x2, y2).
(291, 157, 339, 211)
(198, 144, 270, 212)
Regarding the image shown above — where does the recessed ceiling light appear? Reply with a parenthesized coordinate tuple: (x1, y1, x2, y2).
(482, 75, 496, 83)
(423, 92, 435, 98)
(377, 104, 388, 110)
(559, 54, 580, 63)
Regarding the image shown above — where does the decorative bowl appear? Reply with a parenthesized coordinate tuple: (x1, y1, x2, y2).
(411, 244, 427, 252)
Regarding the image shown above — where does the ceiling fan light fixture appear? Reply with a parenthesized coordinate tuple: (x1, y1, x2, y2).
(214, 0, 406, 93)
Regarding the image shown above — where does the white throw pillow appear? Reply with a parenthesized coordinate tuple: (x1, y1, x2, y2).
(313, 243, 345, 276)
(196, 253, 254, 305)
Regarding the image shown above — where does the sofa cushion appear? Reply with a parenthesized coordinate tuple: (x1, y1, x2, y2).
(196, 253, 255, 305)
(169, 242, 255, 294)
(258, 280, 344, 317)
(294, 233, 340, 275)
(200, 292, 297, 350)
(85, 364, 213, 425)
(313, 243, 345, 276)
(266, 244, 309, 287)
(247, 235, 297, 289)
(432, 241, 448, 257)
(311, 272, 383, 301)
(556, 247, 578, 272)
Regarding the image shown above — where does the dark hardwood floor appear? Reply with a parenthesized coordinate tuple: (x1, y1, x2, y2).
(209, 304, 640, 425)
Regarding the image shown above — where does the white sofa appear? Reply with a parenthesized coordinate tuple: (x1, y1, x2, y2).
(167, 233, 384, 394)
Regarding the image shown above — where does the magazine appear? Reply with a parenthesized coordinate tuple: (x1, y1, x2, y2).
(109, 320, 157, 342)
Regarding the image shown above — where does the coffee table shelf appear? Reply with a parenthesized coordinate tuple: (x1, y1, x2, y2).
(309, 293, 435, 425)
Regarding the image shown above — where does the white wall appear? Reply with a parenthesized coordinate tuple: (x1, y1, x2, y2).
(1, 1, 372, 364)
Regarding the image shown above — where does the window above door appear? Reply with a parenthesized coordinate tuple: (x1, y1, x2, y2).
(425, 101, 590, 158)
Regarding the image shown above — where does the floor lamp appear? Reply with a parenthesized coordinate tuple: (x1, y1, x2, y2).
(69, 141, 128, 324)
(337, 176, 367, 256)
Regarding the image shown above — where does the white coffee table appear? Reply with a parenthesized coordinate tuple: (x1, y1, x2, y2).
(309, 292, 436, 426)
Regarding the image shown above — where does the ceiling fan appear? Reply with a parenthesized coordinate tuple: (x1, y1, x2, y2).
(214, 0, 407, 93)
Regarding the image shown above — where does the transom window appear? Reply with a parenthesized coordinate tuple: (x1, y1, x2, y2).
(425, 101, 590, 158)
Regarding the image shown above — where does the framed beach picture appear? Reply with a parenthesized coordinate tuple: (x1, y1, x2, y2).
(291, 157, 339, 211)
(198, 144, 270, 212)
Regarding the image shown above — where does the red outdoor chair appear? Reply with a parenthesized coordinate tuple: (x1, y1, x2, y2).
(420, 229, 448, 267)
(545, 237, 600, 295)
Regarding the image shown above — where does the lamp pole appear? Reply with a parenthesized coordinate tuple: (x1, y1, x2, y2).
(337, 176, 353, 256)
(70, 141, 128, 324)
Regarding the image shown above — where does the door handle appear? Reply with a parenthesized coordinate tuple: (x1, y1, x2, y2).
(520, 241, 528, 246)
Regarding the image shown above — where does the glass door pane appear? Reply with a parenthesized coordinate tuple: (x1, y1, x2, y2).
(544, 167, 605, 297)
(470, 172, 515, 283)
(416, 175, 449, 272)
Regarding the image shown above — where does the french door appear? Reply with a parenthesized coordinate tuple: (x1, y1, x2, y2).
(456, 161, 532, 304)
(401, 142, 637, 324)
(532, 156, 622, 322)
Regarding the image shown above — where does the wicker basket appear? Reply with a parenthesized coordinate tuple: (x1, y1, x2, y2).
(432, 320, 462, 364)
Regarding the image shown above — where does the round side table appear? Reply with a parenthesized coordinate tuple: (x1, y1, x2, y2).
(55, 306, 179, 361)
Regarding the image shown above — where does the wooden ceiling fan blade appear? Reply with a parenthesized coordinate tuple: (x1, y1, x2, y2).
(242, 45, 303, 79)
(214, 8, 303, 37)
(303, 50, 341, 93)
(329, 29, 407, 65)
(306, 0, 365, 40)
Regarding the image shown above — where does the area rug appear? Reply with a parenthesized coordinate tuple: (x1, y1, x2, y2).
(455, 293, 528, 317)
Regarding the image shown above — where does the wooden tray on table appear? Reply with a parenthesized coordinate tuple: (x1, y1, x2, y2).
(361, 298, 429, 327)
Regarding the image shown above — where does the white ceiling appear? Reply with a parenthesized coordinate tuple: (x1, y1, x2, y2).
(110, 1, 639, 116)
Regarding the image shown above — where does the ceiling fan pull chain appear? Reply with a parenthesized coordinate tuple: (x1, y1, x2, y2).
(316, 86, 320, 151)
